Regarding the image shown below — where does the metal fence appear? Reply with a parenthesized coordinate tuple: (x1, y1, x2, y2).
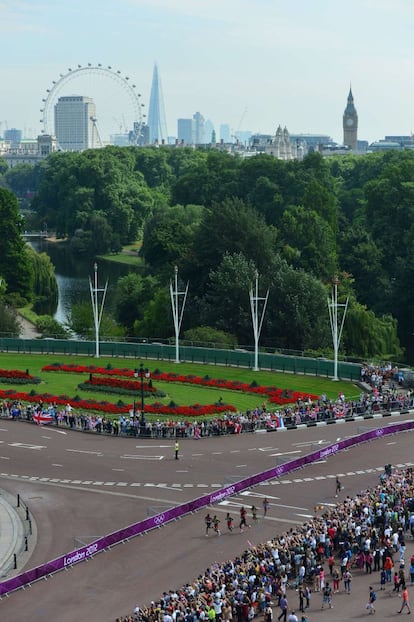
(0, 337, 362, 381)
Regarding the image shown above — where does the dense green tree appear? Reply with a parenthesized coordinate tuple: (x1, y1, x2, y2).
(199, 253, 257, 343)
(279, 205, 337, 281)
(0, 302, 20, 337)
(4, 164, 37, 196)
(67, 301, 125, 339)
(182, 326, 237, 348)
(27, 246, 58, 315)
(141, 204, 203, 277)
(0, 188, 33, 301)
(187, 198, 277, 294)
(263, 258, 331, 351)
(343, 303, 403, 360)
(133, 289, 171, 338)
(114, 273, 159, 332)
(31, 148, 154, 253)
(171, 150, 240, 207)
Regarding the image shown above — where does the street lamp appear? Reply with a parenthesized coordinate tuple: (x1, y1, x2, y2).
(134, 363, 150, 430)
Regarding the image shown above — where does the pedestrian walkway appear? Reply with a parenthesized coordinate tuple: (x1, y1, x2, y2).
(0, 489, 29, 579)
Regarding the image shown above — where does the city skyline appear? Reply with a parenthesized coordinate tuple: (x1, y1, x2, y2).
(1, 0, 414, 144)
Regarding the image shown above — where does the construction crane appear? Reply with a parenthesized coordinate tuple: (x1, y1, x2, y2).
(232, 107, 248, 145)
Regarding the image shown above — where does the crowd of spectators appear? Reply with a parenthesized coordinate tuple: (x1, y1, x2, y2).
(117, 465, 414, 622)
(1, 379, 413, 439)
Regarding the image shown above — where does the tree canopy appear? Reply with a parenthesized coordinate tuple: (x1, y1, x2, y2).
(6, 145, 414, 360)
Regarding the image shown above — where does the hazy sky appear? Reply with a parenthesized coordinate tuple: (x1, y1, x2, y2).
(1, 0, 413, 144)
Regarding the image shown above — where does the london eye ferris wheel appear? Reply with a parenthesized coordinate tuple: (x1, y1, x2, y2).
(40, 64, 146, 146)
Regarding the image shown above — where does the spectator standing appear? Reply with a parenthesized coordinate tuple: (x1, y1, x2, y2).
(343, 569, 352, 594)
(304, 587, 311, 610)
(264, 604, 273, 622)
(287, 612, 298, 622)
(297, 587, 305, 613)
(409, 559, 414, 585)
(277, 596, 288, 622)
(321, 582, 332, 609)
(367, 586, 376, 615)
(398, 586, 411, 614)
(332, 566, 340, 593)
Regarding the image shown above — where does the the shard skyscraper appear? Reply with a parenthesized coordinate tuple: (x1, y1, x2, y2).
(147, 63, 168, 144)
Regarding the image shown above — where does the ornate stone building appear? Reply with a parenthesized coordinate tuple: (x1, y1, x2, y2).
(265, 125, 301, 160)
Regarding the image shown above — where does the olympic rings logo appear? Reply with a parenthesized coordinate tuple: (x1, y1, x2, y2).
(154, 514, 166, 525)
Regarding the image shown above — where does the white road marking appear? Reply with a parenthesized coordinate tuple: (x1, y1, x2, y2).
(51, 463, 62, 467)
(0, 456, 9, 460)
(9, 442, 45, 450)
(46, 429, 67, 435)
(120, 455, 164, 460)
(135, 445, 171, 448)
(66, 449, 102, 456)
(191, 453, 203, 456)
(230, 450, 241, 453)
(112, 468, 124, 472)
(270, 450, 301, 457)
(240, 491, 280, 500)
(176, 470, 188, 473)
(236, 464, 247, 468)
(296, 513, 313, 518)
(258, 447, 278, 452)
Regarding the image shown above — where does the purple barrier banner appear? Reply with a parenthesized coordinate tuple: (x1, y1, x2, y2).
(1, 420, 412, 596)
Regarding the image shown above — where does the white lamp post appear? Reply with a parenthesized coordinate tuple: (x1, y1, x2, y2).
(328, 276, 348, 381)
(249, 270, 269, 372)
(169, 266, 189, 364)
(89, 263, 108, 358)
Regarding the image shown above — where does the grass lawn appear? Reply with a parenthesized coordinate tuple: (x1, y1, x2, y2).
(0, 353, 360, 418)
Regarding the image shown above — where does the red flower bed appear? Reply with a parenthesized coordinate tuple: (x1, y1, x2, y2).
(42, 363, 319, 405)
(0, 368, 35, 380)
(83, 376, 157, 393)
(0, 388, 235, 417)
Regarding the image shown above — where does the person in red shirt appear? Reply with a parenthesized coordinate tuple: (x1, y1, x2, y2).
(398, 586, 411, 614)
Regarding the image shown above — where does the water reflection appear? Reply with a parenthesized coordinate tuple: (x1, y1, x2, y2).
(31, 240, 140, 324)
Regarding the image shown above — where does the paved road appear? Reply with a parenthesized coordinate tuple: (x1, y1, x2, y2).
(0, 415, 413, 621)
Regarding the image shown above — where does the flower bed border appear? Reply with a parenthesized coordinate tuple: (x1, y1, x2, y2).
(42, 363, 319, 405)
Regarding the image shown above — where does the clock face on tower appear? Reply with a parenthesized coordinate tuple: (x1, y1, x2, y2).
(346, 117, 354, 127)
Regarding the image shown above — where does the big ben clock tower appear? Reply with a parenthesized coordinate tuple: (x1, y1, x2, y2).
(343, 87, 358, 151)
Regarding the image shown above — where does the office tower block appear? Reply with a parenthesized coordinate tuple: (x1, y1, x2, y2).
(193, 112, 205, 145)
(147, 64, 168, 144)
(54, 96, 96, 151)
(220, 124, 231, 143)
(4, 128, 22, 145)
(204, 119, 215, 144)
(177, 118, 194, 145)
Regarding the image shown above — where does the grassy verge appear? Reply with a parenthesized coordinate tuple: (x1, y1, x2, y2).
(0, 352, 360, 418)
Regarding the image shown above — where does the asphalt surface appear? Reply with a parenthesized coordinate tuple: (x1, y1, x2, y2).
(0, 414, 414, 621)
